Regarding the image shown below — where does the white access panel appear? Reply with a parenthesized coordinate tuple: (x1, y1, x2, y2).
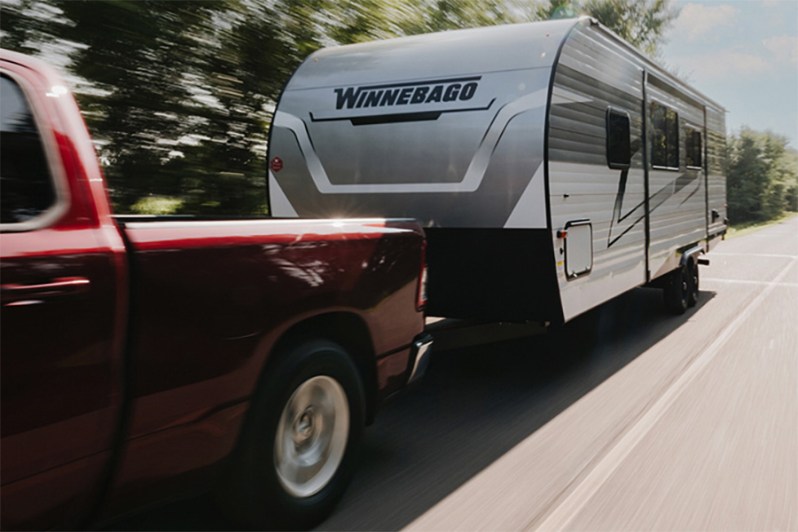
(565, 220, 593, 278)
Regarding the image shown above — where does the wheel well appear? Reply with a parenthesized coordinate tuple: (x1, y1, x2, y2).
(680, 244, 704, 267)
(269, 312, 378, 424)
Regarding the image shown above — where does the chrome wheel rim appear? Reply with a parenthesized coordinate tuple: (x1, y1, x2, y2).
(274, 375, 349, 498)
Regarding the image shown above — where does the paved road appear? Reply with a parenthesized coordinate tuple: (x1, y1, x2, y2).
(327, 216, 797, 531)
(119, 216, 798, 530)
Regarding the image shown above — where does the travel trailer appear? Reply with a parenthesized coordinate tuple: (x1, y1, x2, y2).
(267, 16, 728, 324)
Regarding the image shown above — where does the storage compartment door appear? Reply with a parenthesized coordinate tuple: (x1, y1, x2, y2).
(564, 220, 593, 278)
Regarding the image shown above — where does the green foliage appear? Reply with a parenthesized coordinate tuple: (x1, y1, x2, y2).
(130, 196, 184, 215)
(534, 0, 677, 55)
(1, 0, 677, 216)
(0, 0, 69, 55)
(582, 0, 676, 56)
(395, 0, 521, 34)
(727, 128, 798, 224)
(3, 0, 292, 215)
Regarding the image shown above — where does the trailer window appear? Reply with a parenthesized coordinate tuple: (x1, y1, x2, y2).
(606, 108, 631, 169)
(0, 74, 57, 225)
(685, 128, 702, 169)
(650, 102, 679, 169)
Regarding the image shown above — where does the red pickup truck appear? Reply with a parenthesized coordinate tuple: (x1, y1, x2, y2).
(0, 49, 431, 530)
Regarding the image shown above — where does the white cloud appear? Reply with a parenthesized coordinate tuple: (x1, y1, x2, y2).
(763, 35, 798, 66)
(673, 50, 771, 81)
(670, 3, 738, 42)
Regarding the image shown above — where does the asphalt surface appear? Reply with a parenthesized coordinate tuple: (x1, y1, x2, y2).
(115, 216, 798, 531)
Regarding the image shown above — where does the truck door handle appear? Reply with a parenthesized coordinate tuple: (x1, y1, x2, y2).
(1, 276, 91, 306)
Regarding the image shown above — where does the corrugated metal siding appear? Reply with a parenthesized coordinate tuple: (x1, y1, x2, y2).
(707, 107, 727, 236)
(645, 83, 707, 278)
(549, 26, 647, 320)
(548, 21, 726, 320)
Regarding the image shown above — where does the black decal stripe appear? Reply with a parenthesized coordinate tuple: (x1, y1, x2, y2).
(309, 99, 496, 124)
(607, 137, 643, 246)
(679, 180, 701, 205)
(617, 197, 645, 223)
(608, 212, 647, 248)
(608, 171, 698, 248)
(351, 112, 441, 125)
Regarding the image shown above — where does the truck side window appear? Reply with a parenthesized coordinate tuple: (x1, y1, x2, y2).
(685, 128, 702, 169)
(650, 101, 679, 169)
(606, 108, 631, 169)
(0, 74, 56, 225)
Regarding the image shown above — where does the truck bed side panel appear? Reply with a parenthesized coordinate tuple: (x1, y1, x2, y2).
(104, 219, 423, 513)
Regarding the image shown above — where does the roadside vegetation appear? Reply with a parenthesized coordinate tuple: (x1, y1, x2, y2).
(725, 212, 798, 239)
(2, 0, 793, 224)
(1, 0, 675, 215)
(727, 128, 798, 228)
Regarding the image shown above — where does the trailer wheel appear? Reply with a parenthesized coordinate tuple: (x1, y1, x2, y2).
(687, 258, 699, 307)
(218, 339, 365, 530)
(663, 263, 690, 315)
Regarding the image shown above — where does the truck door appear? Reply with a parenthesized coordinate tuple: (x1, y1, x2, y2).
(0, 64, 124, 529)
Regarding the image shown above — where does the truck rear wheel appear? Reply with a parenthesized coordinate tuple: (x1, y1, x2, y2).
(218, 339, 365, 530)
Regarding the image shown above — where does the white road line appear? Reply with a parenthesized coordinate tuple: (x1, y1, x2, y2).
(704, 277, 798, 289)
(531, 257, 797, 531)
(712, 252, 797, 259)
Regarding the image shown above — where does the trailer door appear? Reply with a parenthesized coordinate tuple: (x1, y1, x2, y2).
(645, 74, 708, 280)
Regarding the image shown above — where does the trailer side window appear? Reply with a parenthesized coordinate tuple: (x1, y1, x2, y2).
(685, 128, 702, 169)
(0, 74, 57, 225)
(606, 108, 631, 169)
(650, 102, 679, 169)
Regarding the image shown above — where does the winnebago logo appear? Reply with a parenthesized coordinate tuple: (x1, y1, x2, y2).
(334, 76, 481, 110)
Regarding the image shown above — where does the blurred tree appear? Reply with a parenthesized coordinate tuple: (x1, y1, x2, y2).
(535, 0, 677, 55)
(1, 0, 681, 215)
(55, 1, 222, 211)
(582, 0, 677, 56)
(395, 0, 522, 34)
(727, 131, 768, 223)
(324, 0, 395, 43)
(2, 0, 282, 214)
(0, 0, 67, 55)
(782, 150, 798, 212)
(536, 0, 580, 20)
(727, 129, 798, 223)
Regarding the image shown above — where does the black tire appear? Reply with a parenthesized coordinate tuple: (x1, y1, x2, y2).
(663, 263, 690, 315)
(687, 258, 699, 308)
(217, 339, 365, 530)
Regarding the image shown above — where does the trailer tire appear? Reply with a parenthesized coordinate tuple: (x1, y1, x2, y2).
(687, 258, 699, 308)
(217, 339, 365, 530)
(663, 263, 690, 315)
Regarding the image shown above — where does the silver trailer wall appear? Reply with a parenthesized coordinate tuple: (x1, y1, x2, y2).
(269, 19, 582, 230)
(706, 107, 728, 238)
(547, 21, 726, 321)
(547, 22, 648, 321)
(269, 17, 727, 323)
(270, 19, 581, 321)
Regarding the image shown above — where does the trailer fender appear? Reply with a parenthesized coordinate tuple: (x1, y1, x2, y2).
(679, 245, 704, 267)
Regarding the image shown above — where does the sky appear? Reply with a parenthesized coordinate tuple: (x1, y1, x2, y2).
(660, 0, 798, 148)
